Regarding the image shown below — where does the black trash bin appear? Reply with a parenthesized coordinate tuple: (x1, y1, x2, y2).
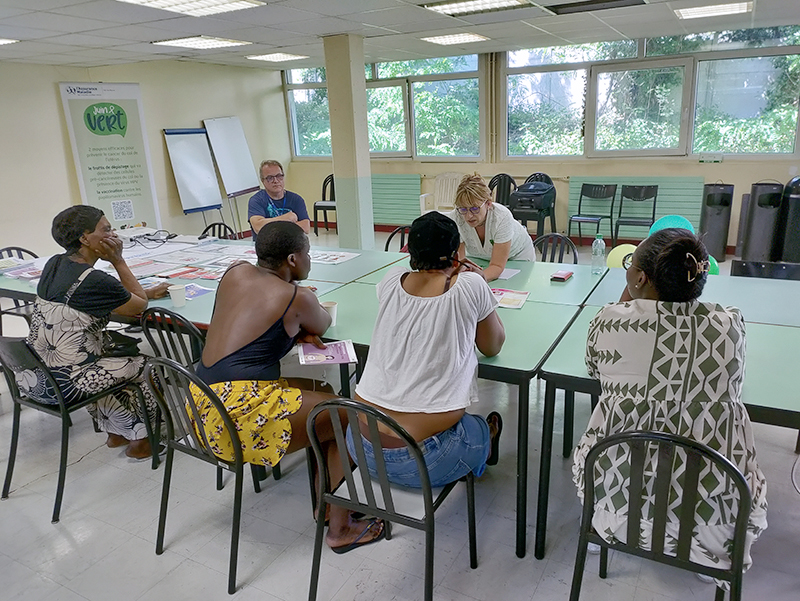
(741, 182, 784, 262)
(779, 176, 800, 263)
(699, 183, 733, 262)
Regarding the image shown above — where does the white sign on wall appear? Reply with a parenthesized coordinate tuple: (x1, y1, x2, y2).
(59, 82, 161, 228)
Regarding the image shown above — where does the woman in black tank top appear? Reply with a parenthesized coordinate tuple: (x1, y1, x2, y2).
(195, 221, 385, 553)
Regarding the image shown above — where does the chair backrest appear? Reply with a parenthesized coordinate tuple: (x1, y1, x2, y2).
(730, 259, 800, 280)
(618, 185, 659, 220)
(581, 430, 751, 586)
(525, 172, 554, 185)
(577, 183, 617, 214)
(433, 172, 462, 212)
(307, 398, 435, 531)
(141, 307, 206, 368)
(144, 357, 243, 468)
(0, 246, 38, 260)
(322, 174, 335, 202)
(384, 226, 411, 252)
(488, 174, 517, 206)
(200, 222, 236, 240)
(533, 234, 579, 264)
(0, 336, 66, 408)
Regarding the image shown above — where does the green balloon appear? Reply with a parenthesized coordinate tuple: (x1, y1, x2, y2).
(708, 255, 720, 275)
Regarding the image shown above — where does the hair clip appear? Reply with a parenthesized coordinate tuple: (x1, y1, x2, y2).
(686, 252, 710, 282)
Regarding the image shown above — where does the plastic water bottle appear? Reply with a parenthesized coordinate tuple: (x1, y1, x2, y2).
(591, 234, 606, 275)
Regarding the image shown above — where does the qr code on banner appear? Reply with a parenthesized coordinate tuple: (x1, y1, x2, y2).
(111, 199, 135, 222)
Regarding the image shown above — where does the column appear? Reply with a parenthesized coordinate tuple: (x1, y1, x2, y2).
(323, 34, 374, 250)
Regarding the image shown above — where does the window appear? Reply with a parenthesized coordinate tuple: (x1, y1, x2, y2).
(647, 25, 800, 56)
(413, 78, 480, 157)
(586, 59, 693, 156)
(366, 85, 407, 153)
(288, 87, 330, 156)
(507, 70, 586, 156)
(286, 54, 481, 159)
(693, 56, 800, 154)
(509, 41, 636, 68)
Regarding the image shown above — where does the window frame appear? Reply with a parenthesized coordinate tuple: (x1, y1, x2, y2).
(585, 56, 695, 158)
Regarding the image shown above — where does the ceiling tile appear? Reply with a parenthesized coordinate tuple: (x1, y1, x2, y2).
(283, 0, 402, 17)
(0, 11, 116, 32)
(346, 5, 446, 27)
(213, 4, 314, 25)
(36, 32, 130, 47)
(49, 0, 182, 24)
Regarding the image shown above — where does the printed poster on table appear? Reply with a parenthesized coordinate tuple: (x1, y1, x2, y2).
(59, 82, 161, 229)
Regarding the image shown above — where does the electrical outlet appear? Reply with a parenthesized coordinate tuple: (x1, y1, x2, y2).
(699, 154, 724, 163)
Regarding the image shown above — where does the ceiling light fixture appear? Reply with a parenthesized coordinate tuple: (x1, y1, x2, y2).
(421, 33, 490, 45)
(115, 0, 263, 17)
(247, 53, 309, 62)
(674, 2, 752, 19)
(547, 0, 644, 16)
(0, 38, 19, 45)
(152, 36, 252, 49)
(423, 0, 530, 17)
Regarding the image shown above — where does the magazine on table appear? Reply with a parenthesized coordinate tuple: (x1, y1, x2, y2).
(298, 340, 357, 365)
(491, 288, 529, 309)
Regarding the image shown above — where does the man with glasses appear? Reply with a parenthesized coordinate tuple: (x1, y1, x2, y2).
(248, 160, 310, 236)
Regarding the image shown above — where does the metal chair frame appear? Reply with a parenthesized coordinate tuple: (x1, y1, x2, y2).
(533, 233, 579, 264)
(140, 308, 278, 486)
(568, 184, 618, 246)
(313, 174, 336, 236)
(0, 246, 38, 335)
(200, 222, 237, 240)
(570, 431, 752, 601)
(488, 173, 517, 207)
(614, 185, 659, 243)
(145, 357, 250, 595)
(0, 336, 145, 523)
(306, 398, 478, 601)
(384, 225, 411, 252)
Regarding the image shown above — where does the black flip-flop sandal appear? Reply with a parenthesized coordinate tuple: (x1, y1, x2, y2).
(486, 412, 503, 466)
(330, 518, 386, 555)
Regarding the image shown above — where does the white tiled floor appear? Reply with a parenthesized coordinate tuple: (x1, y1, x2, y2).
(1, 234, 797, 600)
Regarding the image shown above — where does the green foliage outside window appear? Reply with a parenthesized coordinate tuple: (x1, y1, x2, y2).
(291, 88, 331, 156)
(367, 87, 406, 152)
(413, 78, 480, 156)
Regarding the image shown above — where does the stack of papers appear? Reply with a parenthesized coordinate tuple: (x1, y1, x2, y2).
(310, 251, 359, 265)
(491, 288, 529, 309)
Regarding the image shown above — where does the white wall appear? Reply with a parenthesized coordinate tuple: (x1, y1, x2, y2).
(0, 60, 287, 255)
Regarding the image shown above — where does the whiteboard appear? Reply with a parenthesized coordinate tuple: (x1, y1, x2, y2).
(163, 129, 223, 214)
(204, 116, 260, 198)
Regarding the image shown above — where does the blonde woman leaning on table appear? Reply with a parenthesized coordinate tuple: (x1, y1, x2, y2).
(572, 228, 767, 586)
(449, 173, 535, 282)
(194, 221, 385, 554)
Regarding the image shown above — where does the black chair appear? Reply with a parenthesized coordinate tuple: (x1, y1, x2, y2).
(0, 246, 38, 335)
(614, 185, 659, 243)
(568, 183, 618, 247)
(140, 308, 278, 486)
(141, 307, 206, 369)
(200, 222, 237, 240)
(488, 173, 517, 207)
(307, 398, 478, 601)
(384, 226, 411, 252)
(508, 173, 557, 237)
(313, 174, 336, 236)
(570, 431, 752, 601)
(0, 336, 145, 523)
(533, 233, 579, 264)
(145, 357, 253, 595)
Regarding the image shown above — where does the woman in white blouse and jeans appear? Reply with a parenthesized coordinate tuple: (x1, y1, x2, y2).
(347, 212, 505, 487)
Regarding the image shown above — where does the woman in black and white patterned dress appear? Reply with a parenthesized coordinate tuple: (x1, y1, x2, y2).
(22, 206, 168, 459)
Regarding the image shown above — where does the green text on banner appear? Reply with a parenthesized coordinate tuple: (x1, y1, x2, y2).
(59, 82, 161, 229)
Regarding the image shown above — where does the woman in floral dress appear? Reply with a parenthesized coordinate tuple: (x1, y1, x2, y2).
(23, 205, 168, 459)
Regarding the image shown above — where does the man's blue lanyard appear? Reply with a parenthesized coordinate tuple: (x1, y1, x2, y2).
(267, 194, 287, 215)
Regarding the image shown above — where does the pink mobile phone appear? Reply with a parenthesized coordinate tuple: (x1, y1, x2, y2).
(550, 270, 574, 282)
